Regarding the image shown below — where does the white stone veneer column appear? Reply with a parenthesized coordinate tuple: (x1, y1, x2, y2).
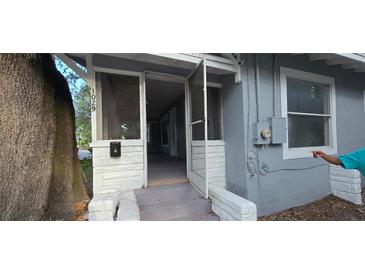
(329, 165, 363, 205)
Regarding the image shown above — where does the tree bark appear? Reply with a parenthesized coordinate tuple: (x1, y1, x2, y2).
(44, 68, 88, 220)
(0, 54, 88, 221)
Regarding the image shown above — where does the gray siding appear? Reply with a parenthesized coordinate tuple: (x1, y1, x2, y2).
(242, 54, 365, 216)
(221, 74, 248, 197)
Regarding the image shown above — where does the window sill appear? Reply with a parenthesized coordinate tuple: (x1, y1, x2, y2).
(283, 146, 337, 160)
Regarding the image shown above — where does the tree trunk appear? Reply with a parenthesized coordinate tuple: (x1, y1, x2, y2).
(44, 68, 88, 220)
(0, 54, 88, 221)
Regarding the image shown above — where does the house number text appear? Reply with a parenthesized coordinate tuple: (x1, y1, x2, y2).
(91, 89, 96, 112)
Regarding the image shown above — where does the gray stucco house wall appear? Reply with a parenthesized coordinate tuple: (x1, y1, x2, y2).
(235, 54, 365, 216)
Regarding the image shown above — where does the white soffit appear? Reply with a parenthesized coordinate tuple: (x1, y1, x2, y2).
(67, 53, 241, 82)
(103, 53, 238, 75)
(307, 53, 365, 73)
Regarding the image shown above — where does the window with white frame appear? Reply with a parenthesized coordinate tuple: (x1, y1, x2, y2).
(280, 67, 337, 159)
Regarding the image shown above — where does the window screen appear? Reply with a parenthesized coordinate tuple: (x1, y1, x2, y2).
(99, 72, 140, 140)
(190, 64, 205, 141)
(286, 77, 331, 148)
(207, 87, 222, 140)
(191, 84, 222, 140)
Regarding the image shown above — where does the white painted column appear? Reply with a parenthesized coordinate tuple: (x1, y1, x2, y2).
(86, 54, 98, 142)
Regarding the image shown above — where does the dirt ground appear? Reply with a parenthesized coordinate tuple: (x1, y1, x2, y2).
(72, 159, 92, 221)
(72, 200, 89, 221)
(259, 189, 365, 221)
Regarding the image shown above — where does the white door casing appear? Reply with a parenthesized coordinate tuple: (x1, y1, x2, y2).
(142, 66, 208, 197)
(144, 71, 188, 188)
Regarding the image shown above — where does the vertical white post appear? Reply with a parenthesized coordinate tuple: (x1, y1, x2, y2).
(86, 54, 97, 143)
(203, 55, 208, 199)
(141, 72, 148, 188)
(185, 79, 191, 181)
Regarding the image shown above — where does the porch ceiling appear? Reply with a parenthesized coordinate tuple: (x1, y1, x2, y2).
(146, 79, 185, 120)
(305, 53, 365, 73)
(66, 53, 239, 75)
(103, 53, 238, 75)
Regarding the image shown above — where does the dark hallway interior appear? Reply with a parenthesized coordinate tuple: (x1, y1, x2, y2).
(145, 78, 187, 187)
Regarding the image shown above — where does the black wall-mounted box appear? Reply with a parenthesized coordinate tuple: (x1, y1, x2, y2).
(110, 142, 121, 157)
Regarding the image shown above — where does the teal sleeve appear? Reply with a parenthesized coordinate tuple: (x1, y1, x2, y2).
(338, 152, 360, 170)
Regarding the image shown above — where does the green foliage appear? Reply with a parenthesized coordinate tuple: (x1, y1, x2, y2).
(55, 57, 91, 148)
(80, 158, 92, 183)
(75, 86, 92, 148)
(54, 57, 86, 99)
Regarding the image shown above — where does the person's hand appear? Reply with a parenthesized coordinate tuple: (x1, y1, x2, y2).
(312, 150, 325, 158)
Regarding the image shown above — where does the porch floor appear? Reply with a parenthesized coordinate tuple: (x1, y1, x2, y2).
(147, 154, 187, 187)
(134, 183, 220, 221)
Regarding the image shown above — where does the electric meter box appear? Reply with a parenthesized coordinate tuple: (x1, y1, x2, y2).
(253, 122, 271, 145)
(269, 117, 287, 144)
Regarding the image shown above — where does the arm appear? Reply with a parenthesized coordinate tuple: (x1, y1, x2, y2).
(312, 150, 342, 165)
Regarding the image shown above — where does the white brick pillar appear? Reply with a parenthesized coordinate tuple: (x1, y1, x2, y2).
(208, 185, 257, 221)
(329, 165, 363, 205)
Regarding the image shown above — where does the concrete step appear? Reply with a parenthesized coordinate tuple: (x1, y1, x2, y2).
(171, 212, 220, 221)
(135, 183, 202, 206)
(139, 197, 212, 221)
(135, 183, 219, 221)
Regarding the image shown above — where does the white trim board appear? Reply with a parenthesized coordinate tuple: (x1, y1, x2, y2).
(86, 54, 98, 142)
(145, 70, 187, 84)
(94, 66, 143, 77)
(142, 72, 148, 188)
(280, 67, 338, 160)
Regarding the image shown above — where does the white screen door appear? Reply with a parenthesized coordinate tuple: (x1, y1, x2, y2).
(189, 58, 208, 198)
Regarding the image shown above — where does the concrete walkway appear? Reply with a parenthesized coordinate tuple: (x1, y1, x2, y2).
(134, 183, 220, 221)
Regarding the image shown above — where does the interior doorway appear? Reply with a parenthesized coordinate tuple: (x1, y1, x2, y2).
(145, 75, 187, 187)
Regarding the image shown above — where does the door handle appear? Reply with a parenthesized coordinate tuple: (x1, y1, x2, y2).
(189, 119, 205, 126)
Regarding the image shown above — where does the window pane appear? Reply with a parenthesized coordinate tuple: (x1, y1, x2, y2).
(287, 77, 330, 114)
(99, 72, 140, 139)
(288, 115, 329, 148)
(207, 87, 222, 140)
